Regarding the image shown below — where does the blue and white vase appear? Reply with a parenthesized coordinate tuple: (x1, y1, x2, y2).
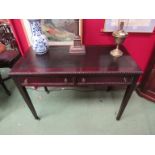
(28, 19, 48, 55)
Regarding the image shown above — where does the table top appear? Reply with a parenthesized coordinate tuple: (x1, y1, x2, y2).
(10, 45, 142, 76)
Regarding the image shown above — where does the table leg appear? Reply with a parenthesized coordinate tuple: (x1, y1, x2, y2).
(116, 76, 139, 120)
(1, 81, 11, 96)
(106, 86, 113, 91)
(13, 78, 40, 120)
(0, 74, 11, 96)
(44, 86, 50, 94)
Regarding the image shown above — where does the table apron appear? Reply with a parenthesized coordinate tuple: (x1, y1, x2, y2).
(13, 74, 137, 87)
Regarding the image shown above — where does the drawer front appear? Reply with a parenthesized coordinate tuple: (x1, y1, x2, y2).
(17, 75, 132, 87)
(76, 76, 132, 86)
(18, 76, 75, 86)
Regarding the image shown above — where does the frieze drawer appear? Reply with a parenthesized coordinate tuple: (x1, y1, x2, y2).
(77, 76, 132, 85)
(18, 76, 75, 86)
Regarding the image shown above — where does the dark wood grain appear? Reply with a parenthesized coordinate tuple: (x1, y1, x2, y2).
(10, 45, 142, 120)
(10, 45, 141, 76)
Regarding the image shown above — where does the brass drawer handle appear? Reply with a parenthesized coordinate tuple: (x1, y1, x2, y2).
(81, 78, 86, 83)
(64, 78, 68, 83)
(24, 78, 28, 84)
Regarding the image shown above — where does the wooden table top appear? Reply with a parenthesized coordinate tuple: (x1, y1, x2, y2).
(10, 45, 142, 76)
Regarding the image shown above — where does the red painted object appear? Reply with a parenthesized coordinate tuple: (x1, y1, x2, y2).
(10, 19, 155, 73)
(83, 19, 155, 72)
(9, 19, 30, 56)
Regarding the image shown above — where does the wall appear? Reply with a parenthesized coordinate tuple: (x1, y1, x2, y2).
(83, 19, 155, 71)
(22, 19, 33, 45)
(9, 19, 30, 56)
(11, 19, 155, 72)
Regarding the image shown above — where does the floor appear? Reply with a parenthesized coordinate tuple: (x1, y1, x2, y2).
(0, 70, 155, 135)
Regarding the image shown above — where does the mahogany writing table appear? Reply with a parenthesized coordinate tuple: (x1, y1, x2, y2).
(10, 45, 142, 120)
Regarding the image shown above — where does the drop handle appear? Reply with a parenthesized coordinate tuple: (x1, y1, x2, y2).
(24, 78, 28, 84)
(64, 78, 68, 83)
(81, 78, 86, 83)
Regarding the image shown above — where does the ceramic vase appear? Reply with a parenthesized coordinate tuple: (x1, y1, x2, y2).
(28, 19, 48, 55)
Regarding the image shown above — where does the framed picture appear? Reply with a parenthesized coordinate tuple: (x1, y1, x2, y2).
(41, 19, 83, 45)
(104, 19, 155, 33)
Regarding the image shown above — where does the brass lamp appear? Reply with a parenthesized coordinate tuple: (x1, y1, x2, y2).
(110, 21, 128, 58)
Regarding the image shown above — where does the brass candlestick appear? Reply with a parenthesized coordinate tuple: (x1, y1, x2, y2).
(110, 21, 128, 58)
(69, 19, 85, 55)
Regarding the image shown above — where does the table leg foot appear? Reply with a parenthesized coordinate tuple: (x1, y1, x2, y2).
(35, 116, 40, 120)
(116, 115, 121, 121)
(44, 86, 50, 94)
